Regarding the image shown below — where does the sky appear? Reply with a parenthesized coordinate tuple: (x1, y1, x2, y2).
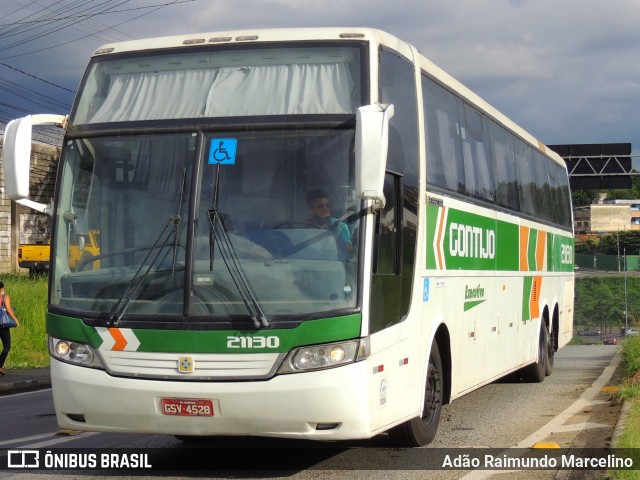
(1, 0, 639, 156)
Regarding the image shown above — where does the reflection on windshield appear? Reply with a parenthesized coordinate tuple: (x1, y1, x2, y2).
(53, 134, 193, 317)
(52, 128, 360, 321)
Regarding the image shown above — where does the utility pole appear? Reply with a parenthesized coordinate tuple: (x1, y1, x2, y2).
(625, 248, 628, 335)
(597, 300, 606, 341)
(617, 229, 621, 272)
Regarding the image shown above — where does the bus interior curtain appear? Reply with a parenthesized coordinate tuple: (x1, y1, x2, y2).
(89, 63, 354, 122)
(204, 63, 354, 116)
(90, 69, 217, 122)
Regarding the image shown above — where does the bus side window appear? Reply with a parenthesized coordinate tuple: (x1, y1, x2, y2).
(373, 173, 401, 275)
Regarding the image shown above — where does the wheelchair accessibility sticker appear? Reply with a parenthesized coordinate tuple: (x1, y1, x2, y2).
(209, 138, 237, 165)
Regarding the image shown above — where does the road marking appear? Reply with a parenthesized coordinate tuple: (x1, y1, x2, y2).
(0, 433, 54, 447)
(459, 350, 621, 480)
(21, 431, 101, 448)
(550, 421, 610, 432)
(0, 431, 100, 449)
(0, 388, 52, 400)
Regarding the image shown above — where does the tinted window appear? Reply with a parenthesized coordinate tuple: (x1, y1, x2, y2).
(422, 74, 572, 230)
(460, 105, 494, 201)
(488, 120, 519, 210)
(422, 76, 464, 193)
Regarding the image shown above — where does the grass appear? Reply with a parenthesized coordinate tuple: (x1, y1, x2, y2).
(611, 335, 640, 479)
(2, 274, 49, 369)
(569, 335, 585, 345)
(612, 400, 640, 480)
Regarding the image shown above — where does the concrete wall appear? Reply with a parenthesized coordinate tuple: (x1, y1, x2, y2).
(591, 204, 639, 231)
(577, 204, 640, 233)
(0, 139, 59, 274)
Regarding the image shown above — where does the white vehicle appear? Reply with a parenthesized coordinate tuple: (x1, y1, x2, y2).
(2, 27, 574, 446)
(626, 328, 639, 337)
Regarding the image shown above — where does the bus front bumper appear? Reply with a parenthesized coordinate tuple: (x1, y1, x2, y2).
(50, 358, 373, 440)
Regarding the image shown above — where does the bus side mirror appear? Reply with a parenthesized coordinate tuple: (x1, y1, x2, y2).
(355, 103, 394, 211)
(3, 114, 67, 214)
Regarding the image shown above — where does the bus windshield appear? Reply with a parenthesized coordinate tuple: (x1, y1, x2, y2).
(51, 127, 360, 322)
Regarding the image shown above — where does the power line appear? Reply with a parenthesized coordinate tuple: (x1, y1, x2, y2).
(0, 2, 192, 27)
(0, 0, 199, 120)
(0, 62, 75, 93)
(0, 77, 71, 111)
(0, 0, 197, 60)
(0, 1, 132, 49)
(3, 0, 136, 44)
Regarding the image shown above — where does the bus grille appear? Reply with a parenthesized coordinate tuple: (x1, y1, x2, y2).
(97, 350, 284, 380)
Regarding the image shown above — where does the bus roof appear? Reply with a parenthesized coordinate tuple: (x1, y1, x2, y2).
(91, 27, 402, 56)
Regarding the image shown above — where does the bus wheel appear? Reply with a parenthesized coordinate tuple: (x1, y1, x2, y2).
(546, 327, 555, 376)
(523, 323, 548, 383)
(389, 342, 443, 447)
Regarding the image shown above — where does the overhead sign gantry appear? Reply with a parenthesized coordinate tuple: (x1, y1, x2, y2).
(548, 143, 634, 190)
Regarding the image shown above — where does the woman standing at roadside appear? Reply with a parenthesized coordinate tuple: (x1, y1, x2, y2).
(0, 281, 20, 375)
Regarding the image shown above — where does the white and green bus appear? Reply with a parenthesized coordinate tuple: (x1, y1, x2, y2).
(3, 27, 574, 446)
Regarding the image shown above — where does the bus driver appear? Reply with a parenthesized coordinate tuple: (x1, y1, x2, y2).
(306, 189, 353, 260)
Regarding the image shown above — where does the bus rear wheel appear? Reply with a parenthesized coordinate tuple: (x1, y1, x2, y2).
(389, 341, 443, 447)
(546, 327, 555, 376)
(522, 322, 548, 383)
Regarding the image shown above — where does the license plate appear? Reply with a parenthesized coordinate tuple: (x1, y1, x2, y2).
(160, 398, 214, 417)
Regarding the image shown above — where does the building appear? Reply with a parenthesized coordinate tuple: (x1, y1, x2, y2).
(574, 200, 640, 234)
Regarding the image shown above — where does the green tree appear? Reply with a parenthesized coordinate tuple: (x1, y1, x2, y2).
(604, 173, 640, 200)
(572, 189, 600, 207)
(576, 236, 599, 254)
(571, 170, 640, 206)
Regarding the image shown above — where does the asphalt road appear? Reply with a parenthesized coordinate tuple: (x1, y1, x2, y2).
(0, 344, 623, 479)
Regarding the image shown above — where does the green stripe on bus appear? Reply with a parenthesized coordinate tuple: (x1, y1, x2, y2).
(464, 299, 486, 312)
(46, 313, 362, 353)
(426, 203, 440, 270)
(547, 232, 553, 271)
(496, 220, 519, 271)
(522, 277, 533, 320)
(426, 204, 573, 272)
(552, 234, 575, 272)
(47, 312, 103, 346)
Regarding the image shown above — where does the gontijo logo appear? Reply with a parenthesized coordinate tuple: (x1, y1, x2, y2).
(428, 205, 499, 270)
(449, 222, 496, 259)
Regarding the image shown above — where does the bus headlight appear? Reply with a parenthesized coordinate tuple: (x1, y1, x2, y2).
(49, 336, 102, 368)
(278, 339, 365, 373)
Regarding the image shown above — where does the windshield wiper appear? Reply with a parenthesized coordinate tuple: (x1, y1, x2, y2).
(108, 168, 187, 326)
(171, 168, 188, 275)
(107, 215, 182, 326)
(207, 207, 269, 329)
(206, 163, 268, 329)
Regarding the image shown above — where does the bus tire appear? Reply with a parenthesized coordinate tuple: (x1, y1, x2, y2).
(522, 322, 548, 383)
(546, 326, 555, 376)
(388, 341, 443, 447)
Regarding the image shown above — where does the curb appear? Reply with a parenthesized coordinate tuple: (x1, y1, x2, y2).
(0, 370, 51, 396)
(611, 399, 632, 447)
